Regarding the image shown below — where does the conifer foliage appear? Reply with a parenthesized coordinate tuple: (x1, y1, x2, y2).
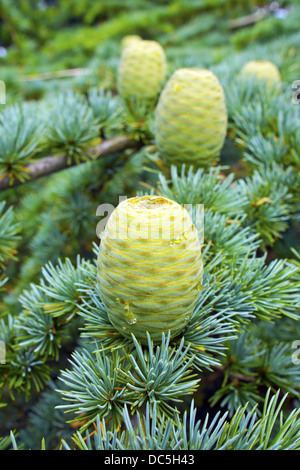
(0, 0, 300, 452)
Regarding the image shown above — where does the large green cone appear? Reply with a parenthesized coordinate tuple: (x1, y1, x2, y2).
(117, 40, 167, 101)
(154, 68, 227, 168)
(97, 195, 203, 344)
(241, 60, 281, 86)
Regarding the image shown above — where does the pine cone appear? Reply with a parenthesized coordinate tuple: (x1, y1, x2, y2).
(121, 35, 142, 50)
(154, 68, 227, 168)
(117, 40, 167, 101)
(241, 60, 281, 86)
(97, 195, 203, 344)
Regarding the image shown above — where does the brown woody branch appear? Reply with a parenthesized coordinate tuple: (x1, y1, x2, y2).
(229, 9, 268, 30)
(20, 68, 93, 82)
(0, 135, 136, 191)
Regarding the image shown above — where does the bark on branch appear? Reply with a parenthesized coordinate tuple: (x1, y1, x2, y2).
(229, 10, 268, 30)
(20, 68, 93, 82)
(0, 135, 136, 191)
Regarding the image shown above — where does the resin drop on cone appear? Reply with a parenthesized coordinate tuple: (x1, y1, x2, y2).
(97, 195, 203, 344)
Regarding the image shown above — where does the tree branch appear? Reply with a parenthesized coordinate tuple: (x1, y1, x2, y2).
(0, 135, 136, 191)
(20, 68, 93, 82)
(229, 10, 268, 30)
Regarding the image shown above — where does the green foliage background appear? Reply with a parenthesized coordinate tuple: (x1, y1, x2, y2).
(0, 0, 300, 450)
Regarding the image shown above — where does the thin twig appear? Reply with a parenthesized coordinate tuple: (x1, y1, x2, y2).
(213, 364, 257, 383)
(229, 10, 268, 30)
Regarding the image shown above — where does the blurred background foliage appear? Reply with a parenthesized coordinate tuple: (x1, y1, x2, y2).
(2, 1, 300, 94)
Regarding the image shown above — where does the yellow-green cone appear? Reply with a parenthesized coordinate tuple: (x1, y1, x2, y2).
(121, 35, 142, 50)
(117, 40, 167, 101)
(97, 195, 203, 344)
(154, 68, 227, 168)
(241, 60, 281, 86)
